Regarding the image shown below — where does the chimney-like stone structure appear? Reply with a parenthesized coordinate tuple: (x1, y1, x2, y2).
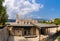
(16, 14, 19, 24)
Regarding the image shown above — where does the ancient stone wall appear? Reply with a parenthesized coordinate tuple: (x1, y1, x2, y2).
(0, 27, 9, 41)
(57, 26, 60, 31)
(8, 28, 39, 41)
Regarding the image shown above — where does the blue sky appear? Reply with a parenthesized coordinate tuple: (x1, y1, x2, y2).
(4, 0, 60, 19)
(35, 0, 60, 19)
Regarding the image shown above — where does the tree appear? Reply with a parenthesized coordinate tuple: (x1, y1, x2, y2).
(0, 0, 8, 25)
(0, 0, 4, 14)
(54, 18, 60, 25)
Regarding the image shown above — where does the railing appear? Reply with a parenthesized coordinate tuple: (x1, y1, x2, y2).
(24, 35, 37, 38)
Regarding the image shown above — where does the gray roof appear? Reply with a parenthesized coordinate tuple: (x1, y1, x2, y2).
(7, 24, 34, 26)
(7, 22, 58, 28)
(32, 23, 58, 28)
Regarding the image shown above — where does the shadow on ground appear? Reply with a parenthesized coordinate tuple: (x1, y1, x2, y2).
(45, 31, 60, 41)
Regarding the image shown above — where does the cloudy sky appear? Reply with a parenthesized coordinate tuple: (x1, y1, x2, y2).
(3, 0, 60, 19)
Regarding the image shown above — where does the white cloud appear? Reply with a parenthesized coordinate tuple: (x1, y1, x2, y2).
(4, 0, 44, 19)
(37, 16, 42, 19)
(25, 15, 42, 19)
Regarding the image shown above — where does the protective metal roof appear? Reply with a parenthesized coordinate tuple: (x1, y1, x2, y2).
(7, 22, 58, 28)
(33, 23, 58, 28)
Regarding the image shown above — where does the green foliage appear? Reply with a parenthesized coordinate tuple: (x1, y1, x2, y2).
(57, 36, 60, 41)
(0, 0, 8, 25)
(38, 20, 46, 23)
(38, 20, 53, 24)
(54, 18, 60, 25)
